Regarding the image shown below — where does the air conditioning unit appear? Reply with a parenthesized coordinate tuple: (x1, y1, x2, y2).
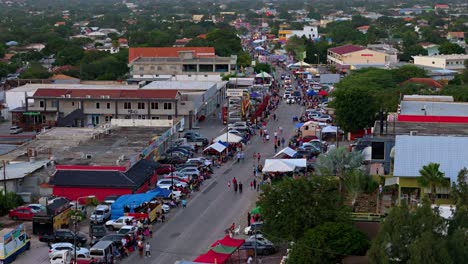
(65, 94, 71, 98)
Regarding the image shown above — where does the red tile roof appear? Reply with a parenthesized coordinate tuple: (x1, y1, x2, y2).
(435, 4, 449, 9)
(448, 32, 464, 38)
(357, 25, 370, 30)
(328, 44, 365, 55)
(402, 78, 443, 89)
(33, 89, 179, 99)
(128, 47, 215, 63)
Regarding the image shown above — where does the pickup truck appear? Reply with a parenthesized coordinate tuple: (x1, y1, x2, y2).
(39, 229, 88, 246)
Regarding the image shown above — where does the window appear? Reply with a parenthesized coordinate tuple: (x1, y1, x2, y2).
(96, 102, 100, 109)
(72, 102, 75, 106)
(39, 101, 44, 107)
(164, 102, 172, 110)
(157, 66, 162, 70)
(150, 66, 155, 70)
(168, 115, 172, 120)
(51, 101, 58, 108)
(124, 102, 132, 109)
(105, 116, 112, 122)
(151, 102, 159, 109)
(107, 103, 111, 109)
(139, 66, 144, 71)
(151, 116, 160, 120)
(137, 102, 145, 109)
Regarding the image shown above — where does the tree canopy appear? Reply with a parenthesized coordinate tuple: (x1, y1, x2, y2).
(257, 177, 349, 242)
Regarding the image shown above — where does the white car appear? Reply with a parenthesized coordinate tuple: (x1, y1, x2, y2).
(9, 126, 23, 134)
(247, 234, 273, 245)
(177, 167, 200, 177)
(283, 92, 291, 99)
(105, 216, 135, 230)
(315, 115, 332, 122)
(50, 249, 71, 264)
(157, 179, 188, 189)
(286, 97, 296, 104)
(27, 204, 46, 213)
(187, 158, 212, 167)
(49, 243, 90, 259)
(117, 225, 138, 235)
(244, 222, 263, 235)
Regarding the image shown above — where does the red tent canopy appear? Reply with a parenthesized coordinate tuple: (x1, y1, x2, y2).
(210, 235, 245, 248)
(318, 90, 328, 96)
(193, 249, 230, 264)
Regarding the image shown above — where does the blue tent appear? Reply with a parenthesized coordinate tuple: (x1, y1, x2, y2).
(110, 192, 160, 220)
(307, 90, 317, 96)
(295, 123, 304, 129)
(147, 187, 172, 198)
(217, 141, 230, 147)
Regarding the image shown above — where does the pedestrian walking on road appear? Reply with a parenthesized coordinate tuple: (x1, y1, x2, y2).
(234, 182, 238, 193)
(145, 242, 151, 257)
(247, 212, 251, 226)
(250, 181, 253, 190)
(253, 179, 257, 190)
(182, 199, 187, 208)
(228, 181, 231, 188)
(273, 113, 276, 121)
(274, 144, 278, 153)
(281, 137, 285, 147)
(257, 153, 261, 163)
(239, 182, 243, 193)
(279, 126, 283, 134)
(236, 152, 241, 163)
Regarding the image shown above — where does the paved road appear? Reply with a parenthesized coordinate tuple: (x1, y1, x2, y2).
(124, 70, 302, 264)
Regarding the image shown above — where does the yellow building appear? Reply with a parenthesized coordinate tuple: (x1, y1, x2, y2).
(327, 45, 389, 69)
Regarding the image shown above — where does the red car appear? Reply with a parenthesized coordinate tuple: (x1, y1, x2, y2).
(9, 206, 36, 220)
(156, 164, 175, 175)
(302, 135, 318, 143)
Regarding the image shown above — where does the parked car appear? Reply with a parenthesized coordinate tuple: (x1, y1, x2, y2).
(163, 173, 190, 183)
(244, 222, 263, 235)
(156, 164, 176, 175)
(227, 129, 244, 138)
(103, 195, 120, 205)
(90, 205, 111, 224)
(69, 202, 87, 217)
(105, 216, 135, 231)
(315, 115, 332, 122)
(158, 156, 186, 165)
(240, 240, 276, 255)
(49, 243, 90, 259)
(184, 132, 208, 144)
(283, 92, 291, 99)
(247, 234, 273, 245)
(117, 225, 138, 235)
(302, 135, 318, 143)
(9, 206, 36, 220)
(157, 179, 188, 189)
(27, 203, 46, 213)
(89, 224, 107, 245)
(49, 249, 72, 264)
(186, 157, 212, 167)
(9, 126, 23, 134)
(177, 167, 200, 178)
(39, 229, 88, 246)
(286, 96, 296, 104)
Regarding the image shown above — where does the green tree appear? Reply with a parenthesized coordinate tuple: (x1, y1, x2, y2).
(369, 199, 452, 264)
(342, 170, 372, 211)
(288, 222, 369, 264)
(0, 192, 24, 216)
(20, 62, 52, 79)
(451, 168, 468, 205)
(237, 52, 251, 67)
(285, 36, 306, 61)
(392, 65, 428, 83)
(0, 44, 5, 58)
(257, 177, 349, 241)
(439, 42, 465, 54)
(315, 147, 364, 193)
(418, 163, 450, 204)
(0, 62, 17, 78)
(253, 63, 271, 74)
(55, 46, 84, 66)
(400, 45, 428, 62)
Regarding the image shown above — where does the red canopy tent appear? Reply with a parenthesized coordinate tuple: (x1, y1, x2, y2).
(210, 235, 245, 248)
(318, 90, 328, 96)
(193, 249, 230, 264)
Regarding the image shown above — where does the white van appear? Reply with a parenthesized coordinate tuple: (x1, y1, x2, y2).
(89, 240, 114, 263)
(49, 249, 72, 264)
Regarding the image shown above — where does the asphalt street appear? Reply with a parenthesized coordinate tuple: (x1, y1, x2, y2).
(125, 69, 303, 264)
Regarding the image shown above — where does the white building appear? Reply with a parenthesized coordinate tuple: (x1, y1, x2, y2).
(412, 54, 468, 71)
(286, 26, 320, 40)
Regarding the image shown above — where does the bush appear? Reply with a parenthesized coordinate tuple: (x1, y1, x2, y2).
(0, 192, 24, 216)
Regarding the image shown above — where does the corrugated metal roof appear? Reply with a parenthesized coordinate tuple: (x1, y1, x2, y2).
(328, 44, 365, 55)
(400, 101, 468, 117)
(394, 135, 468, 182)
(128, 47, 216, 63)
(2, 160, 50, 181)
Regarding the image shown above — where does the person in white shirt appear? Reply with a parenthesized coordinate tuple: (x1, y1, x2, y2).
(247, 256, 253, 264)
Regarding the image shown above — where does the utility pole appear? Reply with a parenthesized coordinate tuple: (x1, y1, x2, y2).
(3, 160, 6, 194)
(254, 231, 258, 264)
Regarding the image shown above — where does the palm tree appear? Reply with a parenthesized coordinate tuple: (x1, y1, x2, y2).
(418, 163, 450, 204)
(315, 147, 364, 192)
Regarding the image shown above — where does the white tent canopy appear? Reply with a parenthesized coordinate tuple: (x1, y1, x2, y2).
(274, 147, 297, 158)
(203, 142, 227, 153)
(322, 126, 338, 133)
(214, 133, 243, 143)
(255, 72, 272, 78)
(253, 39, 265, 44)
(293, 61, 311, 68)
(262, 159, 307, 172)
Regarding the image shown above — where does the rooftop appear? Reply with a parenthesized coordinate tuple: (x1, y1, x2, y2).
(128, 47, 216, 63)
(8, 83, 139, 93)
(32, 88, 179, 99)
(1, 160, 51, 181)
(413, 54, 468, 60)
(328, 44, 365, 55)
(394, 135, 468, 183)
(143, 81, 217, 91)
(373, 120, 468, 136)
(400, 101, 468, 117)
(402, 78, 443, 89)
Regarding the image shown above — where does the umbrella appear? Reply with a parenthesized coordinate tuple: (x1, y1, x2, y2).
(307, 90, 317, 96)
(318, 90, 328, 96)
(251, 206, 261, 215)
(293, 61, 311, 67)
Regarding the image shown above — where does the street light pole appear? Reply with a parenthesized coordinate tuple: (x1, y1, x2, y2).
(74, 195, 95, 263)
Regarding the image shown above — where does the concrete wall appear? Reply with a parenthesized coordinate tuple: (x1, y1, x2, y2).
(132, 74, 223, 82)
(111, 118, 174, 127)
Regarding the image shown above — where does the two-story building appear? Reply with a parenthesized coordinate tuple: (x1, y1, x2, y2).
(128, 47, 237, 82)
(327, 44, 391, 72)
(15, 89, 179, 130)
(278, 25, 319, 42)
(412, 54, 468, 71)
